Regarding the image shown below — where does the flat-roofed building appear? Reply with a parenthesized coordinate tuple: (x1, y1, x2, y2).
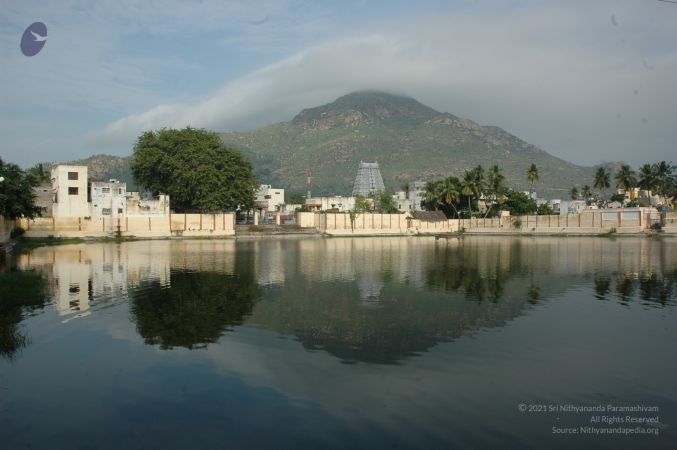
(305, 196, 356, 212)
(51, 165, 89, 218)
(91, 179, 126, 218)
(255, 185, 285, 212)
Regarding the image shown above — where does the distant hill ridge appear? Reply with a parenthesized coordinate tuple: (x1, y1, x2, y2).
(58, 91, 618, 198)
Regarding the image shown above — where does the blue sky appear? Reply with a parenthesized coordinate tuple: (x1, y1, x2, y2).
(1, 0, 676, 168)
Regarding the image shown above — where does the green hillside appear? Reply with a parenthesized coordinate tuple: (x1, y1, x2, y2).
(54, 91, 613, 199)
(220, 91, 598, 198)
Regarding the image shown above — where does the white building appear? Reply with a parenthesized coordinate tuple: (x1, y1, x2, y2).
(559, 200, 587, 216)
(393, 191, 413, 212)
(408, 181, 426, 212)
(51, 165, 89, 218)
(126, 192, 170, 216)
(91, 180, 126, 218)
(49, 164, 170, 219)
(305, 196, 356, 212)
(548, 199, 562, 212)
(255, 185, 285, 212)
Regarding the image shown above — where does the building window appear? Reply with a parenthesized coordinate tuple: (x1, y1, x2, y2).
(117, 208, 123, 214)
(118, 189, 123, 194)
(68, 187, 79, 195)
(102, 187, 110, 194)
(102, 208, 111, 215)
(68, 171, 78, 180)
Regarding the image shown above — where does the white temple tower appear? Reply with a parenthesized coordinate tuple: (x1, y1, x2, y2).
(351, 161, 385, 197)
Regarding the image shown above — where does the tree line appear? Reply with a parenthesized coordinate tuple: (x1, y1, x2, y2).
(422, 160, 676, 218)
(421, 163, 549, 218)
(574, 162, 677, 206)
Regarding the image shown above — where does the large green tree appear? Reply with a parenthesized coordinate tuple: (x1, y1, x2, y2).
(374, 190, 398, 213)
(0, 158, 43, 220)
(500, 190, 537, 216)
(131, 127, 258, 212)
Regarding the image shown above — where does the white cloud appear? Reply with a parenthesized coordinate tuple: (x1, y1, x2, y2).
(3, 1, 677, 166)
(91, 1, 677, 166)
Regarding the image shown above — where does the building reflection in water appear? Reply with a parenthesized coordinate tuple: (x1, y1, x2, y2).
(13, 236, 677, 361)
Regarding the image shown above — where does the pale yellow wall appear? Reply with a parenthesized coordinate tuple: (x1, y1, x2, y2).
(296, 212, 316, 228)
(17, 213, 236, 238)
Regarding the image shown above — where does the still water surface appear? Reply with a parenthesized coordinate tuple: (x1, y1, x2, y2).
(1, 236, 676, 449)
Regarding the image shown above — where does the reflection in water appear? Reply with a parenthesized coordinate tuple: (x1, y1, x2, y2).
(2, 237, 677, 449)
(0, 270, 47, 360)
(9, 237, 677, 363)
(594, 271, 676, 306)
(130, 266, 259, 350)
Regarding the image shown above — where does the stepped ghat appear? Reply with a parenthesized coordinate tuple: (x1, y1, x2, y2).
(352, 161, 385, 197)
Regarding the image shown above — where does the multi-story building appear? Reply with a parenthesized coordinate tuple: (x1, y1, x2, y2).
(255, 185, 285, 212)
(48, 165, 170, 219)
(51, 165, 89, 218)
(408, 181, 426, 212)
(393, 191, 413, 212)
(91, 180, 126, 218)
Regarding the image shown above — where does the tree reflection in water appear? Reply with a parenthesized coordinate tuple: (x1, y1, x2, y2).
(249, 241, 535, 364)
(0, 270, 47, 360)
(130, 263, 259, 350)
(593, 271, 676, 306)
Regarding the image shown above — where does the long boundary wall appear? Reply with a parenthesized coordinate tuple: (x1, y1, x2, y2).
(306, 212, 458, 235)
(298, 209, 671, 236)
(16, 213, 235, 238)
(457, 209, 655, 234)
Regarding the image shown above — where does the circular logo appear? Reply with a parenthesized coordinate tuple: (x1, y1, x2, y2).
(20, 22, 48, 57)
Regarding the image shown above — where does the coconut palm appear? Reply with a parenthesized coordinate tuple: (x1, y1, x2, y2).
(461, 171, 477, 216)
(484, 165, 507, 217)
(439, 176, 462, 218)
(614, 164, 637, 192)
(638, 163, 656, 192)
(593, 167, 610, 191)
(570, 186, 579, 200)
(526, 164, 539, 198)
(400, 183, 410, 200)
(422, 180, 443, 211)
(582, 185, 592, 204)
(653, 161, 676, 196)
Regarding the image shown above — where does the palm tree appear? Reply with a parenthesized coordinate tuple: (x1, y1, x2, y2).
(582, 185, 592, 204)
(593, 167, 610, 191)
(422, 180, 443, 211)
(653, 161, 676, 196)
(570, 186, 579, 200)
(400, 183, 410, 200)
(638, 163, 656, 192)
(526, 164, 539, 198)
(461, 171, 477, 216)
(439, 176, 461, 218)
(614, 164, 637, 192)
(485, 165, 507, 218)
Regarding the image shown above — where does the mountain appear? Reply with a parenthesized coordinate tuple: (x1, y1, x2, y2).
(219, 91, 599, 197)
(53, 92, 611, 198)
(43, 154, 137, 188)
